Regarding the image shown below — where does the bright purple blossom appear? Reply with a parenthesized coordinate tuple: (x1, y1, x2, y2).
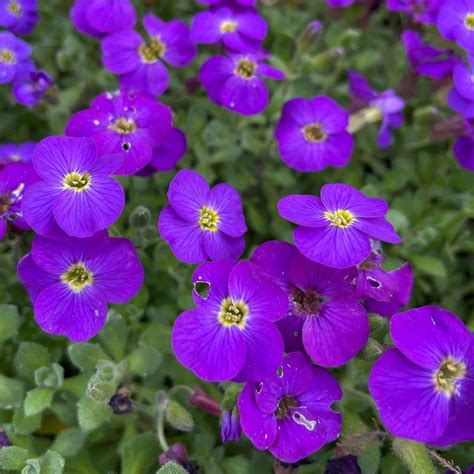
(101, 14, 197, 96)
(238, 352, 342, 463)
(275, 96, 353, 172)
(355, 245, 414, 317)
(13, 68, 53, 107)
(327, 0, 357, 7)
(199, 52, 285, 115)
(22, 136, 125, 240)
(454, 119, 474, 171)
(66, 89, 173, 176)
(401, 30, 458, 79)
(278, 183, 402, 269)
(448, 57, 474, 119)
(191, 5, 267, 53)
(348, 70, 405, 148)
(0, 141, 35, 166)
(158, 169, 247, 264)
(221, 410, 242, 443)
(71, 0, 136, 39)
(0, 162, 38, 240)
(0, 0, 38, 35)
(387, 0, 442, 24)
(197, 0, 257, 5)
(437, 0, 474, 54)
(369, 306, 474, 446)
(251, 241, 369, 366)
(172, 260, 287, 382)
(18, 232, 144, 342)
(0, 31, 30, 84)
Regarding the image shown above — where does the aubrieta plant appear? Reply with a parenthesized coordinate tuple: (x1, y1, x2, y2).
(0, 0, 473, 473)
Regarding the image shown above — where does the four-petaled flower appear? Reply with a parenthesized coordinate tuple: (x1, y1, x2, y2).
(437, 0, 474, 54)
(0, 31, 30, 84)
(0, 0, 38, 36)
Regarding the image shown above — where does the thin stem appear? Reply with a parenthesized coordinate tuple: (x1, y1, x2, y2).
(168, 384, 194, 399)
(156, 408, 169, 452)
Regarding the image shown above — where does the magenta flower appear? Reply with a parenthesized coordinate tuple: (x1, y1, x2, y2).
(437, 0, 474, 54)
(198, 0, 257, 5)
(355, 245, 414, 317)
(13, 68, 53, 107)
(191, 4, 267, 53)
(172, 260, 287, 382)
(369, 306, 474, 446)
(278, 183, 401, 269)
(251, 241, 369, 366)
(0, 0, 38, 35)
(348, 70, 405, 148)
(101, 13, 197, 96)
(71, 0, 136, 39)
(275, 96, 353, 172)
(66, 89, 173, 175)
(401, 30, 458, 79)
(18, 233, 144, 342)
(238, 352, 342, 463)
(0, 162, 38, 240)
(387, 0, 441, 24)
(22, 136, 125, 240)
(158, 169, 247, 264)
(0, 31, 30, 84)
(454, 119, 474, 171)
(199, 52, 285, 115)
(0, 141, 35, 166)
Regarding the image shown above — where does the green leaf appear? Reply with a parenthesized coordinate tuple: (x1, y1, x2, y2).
(51, 427, 86, 458)
(157, 463, 188, 474)
(35, 363, 64, 389)
(38, 450, 65, 473)
(12, 407, 42, 435)
(358, 441, 381, 474)
(126, 345, 162, 377)
(0, 304, 20, 344)
(0, 446, 29, 470)
(77, 395, 112, 432)
(120, 432, 158, 474)
(411, 255, 447, 279)
(68, 343, 111, 371)
(24, 387, 54, 417)
(392, 438, 437, 474)
(221, 455, 251, 474)
(14, 343, 51, 380)
(98, 311, 128, 361)
(165, 400, 194, 432)
(0, 374, 24, 409)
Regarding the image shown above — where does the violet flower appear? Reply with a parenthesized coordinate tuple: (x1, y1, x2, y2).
(448, 57, 474, 120)
(0, 0, 38, 36)
(0, 141, 35, 166)
(387, 0, 442, 24)
(221, 410, 242, 443)
(0, 31, 31, 84)
(454, 119, 474, 171)
(13, 68, 53, 107)
(437, 0, 474, 54)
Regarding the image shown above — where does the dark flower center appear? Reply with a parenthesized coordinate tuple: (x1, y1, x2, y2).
(7, 0, 22, 16)
(235, 59, 256, 79)
(324, 209, 356, 228)
(303, 123, 326, 143)
(0, 48, 16, 65)
(61, 263, 93, 293)
(139, 37, 166, 64)
(434, 357, 466, 396)
(108, 117, 137, 135)
(0, 195, 11, 215)
(218, 297, 248, 328)
(198, 206, 219, 232)
(291, 288, 322, 316)
(63, 172, 91, 192)
(275, 396, 297, 419)
(465, 13, 474, 30)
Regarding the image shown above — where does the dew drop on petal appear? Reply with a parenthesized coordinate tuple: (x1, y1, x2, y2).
(93, 119, 100, 126)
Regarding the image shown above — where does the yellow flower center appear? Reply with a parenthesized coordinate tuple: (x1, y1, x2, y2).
(61, 263, 93, 293)
(108, 117, 137, 135)
(138, 36, 166, 64)
(0, 48, 16, 65)
(7, 0, 22, 16)
(324, 209, 356, 228)
(63, 172, 91, 192)
(198, 206, 219, 232)
(235, 58, 256, 79)
(303, 123, 326, 143)
(433, 357, 466, 397)
(218, 297, 248, 328)
(220, 20, 238, 33)
(465, 13, 474, 30)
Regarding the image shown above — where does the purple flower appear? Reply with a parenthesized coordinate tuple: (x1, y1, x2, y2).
(0, 0, 38, 35)
(191, 4, 267, 53)
(0, 31, 30, 84)
(172, 260, 287, 382)
(448, 57, 474, 119)
(0, 429, 11, 448)
(101, 14, 197, 96)
(238, 352, 342, 463)
(278, 184, 401, 269)
(18, 232, 144, 342)
(66, 89, 173, 176)
(454, 119, 474, 171)
(22, 136, 125, 240)
(221, 410, 242, 443)
(401, 30, 458, 79)
(0, 141, 35, 166)
(71, 0, 136, 39)
(348, 70, 405, 148)
(251, 241, 369, 366)
(369, 306, 474, 446)
(355, 245, 414, 317)
(437, 0, 474, 54)
(327, 0, 357, 7)
(275, 96, 353, 172)
(13, 68, 54, 107)
(387, 0, 442, 24)
(0, 162, 38, 240)
(197, 0, 257, 5)
(199, 52, 285, 115)
(158, 169, 247, 264)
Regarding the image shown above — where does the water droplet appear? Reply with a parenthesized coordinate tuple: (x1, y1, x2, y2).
(230, 101, 236, 108)
(292, 412, 316, 431)
(93, 119, 100, 126)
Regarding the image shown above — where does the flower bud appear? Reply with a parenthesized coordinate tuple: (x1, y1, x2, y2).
(0, 428, 12, 448)
(187, 388, 221, 416)
(159, 443, 188, 466)
(165, 400, 194, 432)
(220, 410, 242, 443)
(129, 206, 151, 228)
(109, 387, 132, 415)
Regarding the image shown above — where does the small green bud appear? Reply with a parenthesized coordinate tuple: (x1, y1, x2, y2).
(165, 400, 194, 432)
(368, 314, 388, 335)
(392, 438, 437, 474)
(130, 206, 152, 228)
(221, 383, 242, 412)
(359, 338, 384, 361)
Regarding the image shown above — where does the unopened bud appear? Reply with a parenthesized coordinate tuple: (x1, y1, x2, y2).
(129, 206, 151, 228)
(166, 400, 194, 432)
(188, 388, 221, 416)
(109, 387, 132, 415)
(220, 410, 242, 443)
(0, 428, 11, 448)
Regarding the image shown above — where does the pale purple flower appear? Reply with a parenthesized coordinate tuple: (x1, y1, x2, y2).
(437, 0, 474, 54)
(0, 0, 38, 35)
(0, 31, 31, 84)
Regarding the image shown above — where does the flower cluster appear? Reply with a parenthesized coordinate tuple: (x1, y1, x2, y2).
(0, 2, 53, 106)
